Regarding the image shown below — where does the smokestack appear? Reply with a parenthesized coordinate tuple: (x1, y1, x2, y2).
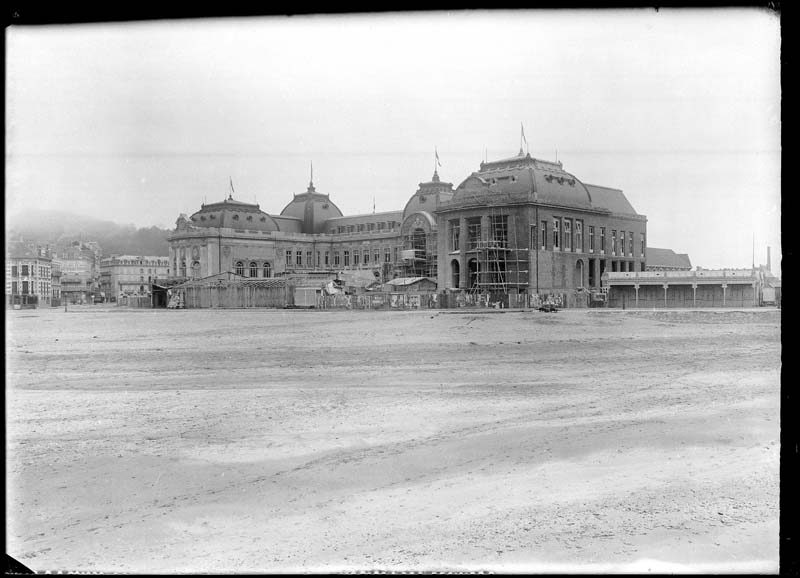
(767, 246, 771, 274)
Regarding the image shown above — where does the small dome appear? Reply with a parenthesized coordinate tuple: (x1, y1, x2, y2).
(189, 196, 279, 232)
(280, 183, 343, 234)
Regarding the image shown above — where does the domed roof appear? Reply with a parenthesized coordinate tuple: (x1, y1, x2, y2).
(280, 181, 343, 234)
(402, 170, 454, 221)
(189, 194, 280, 231)
(450, 152, 597, 211)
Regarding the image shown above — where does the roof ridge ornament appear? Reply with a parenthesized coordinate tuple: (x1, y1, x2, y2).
(307, 161, 316, 192)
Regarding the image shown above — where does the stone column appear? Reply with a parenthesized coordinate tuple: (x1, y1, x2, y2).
(722, 283, 727, 307)
(692, 283, 697, 308)
(663, 282, 669, 308)
(594, 258, 601, 289)
(634, 283, 639, 308)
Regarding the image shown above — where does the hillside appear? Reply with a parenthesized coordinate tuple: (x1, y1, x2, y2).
(6, 210, 171, 257)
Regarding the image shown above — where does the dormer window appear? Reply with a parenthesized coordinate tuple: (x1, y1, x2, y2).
(419, 195, 426, 203)
(200, 216, 206, 221)
(210, 214, 215, 220)
(260, 217, 266, 222)
(233, 214, 239, 220)
(246, 215, 253, 221)
(322, 203, 329, 209)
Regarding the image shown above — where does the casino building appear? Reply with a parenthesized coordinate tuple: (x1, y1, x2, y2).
(168, 147, 647, 307)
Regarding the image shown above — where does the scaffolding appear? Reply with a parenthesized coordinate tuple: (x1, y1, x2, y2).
(401, 230, 437, 279)
(468, 206, 529, 295)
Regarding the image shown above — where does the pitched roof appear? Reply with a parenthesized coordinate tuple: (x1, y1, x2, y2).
(583, 184, 639, 216)
(646, 247, 693, 269)
(384, 277, 435, 286)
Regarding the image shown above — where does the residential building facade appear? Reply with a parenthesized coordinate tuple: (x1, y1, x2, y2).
(5, 243, 53, 307)
(99, 255, 170, 299)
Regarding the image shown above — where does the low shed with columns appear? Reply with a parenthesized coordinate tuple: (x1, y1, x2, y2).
(603, 269, 760, 308)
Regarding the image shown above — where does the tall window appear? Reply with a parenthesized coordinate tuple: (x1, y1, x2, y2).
(385, 247, 391, 262)
(575, 221, 583, 252)
(449, 219, 460, 251)
(296, 251, 302, 266)
(306, 251, 312, 266)
(564, 219, 572, 251)
(334, 252, 341, 266)
(11, 265, 17, 276)
(640, 233, 646, 258)
(249, 261, 258, 278)
(611, 230, 617, 255)
(362, 251, 369, 265)
(467, 218, 481, 250)
(541, 220, 547, 250)
(619, 231, 625, 256)
(285, 250, 292, 266)
(628, 232, 634, 256)
(263, 262, 272, 278)
(324, 251, 330, 266)
(180, 258, 187, 277)
(394, 247, 399, 262)
(353, 250, 360, 265)
(553, 218, 560, 250)
(22, 281, 29, 294)
(193, 261, 202, 279)
(316, 251, 321, 268)
(373, 249, 380, 263)
(11, 281, 17, 294)
(235, 261, 245, 276)
(588, 225, 594, 253)
(490, 215, 508, 248)
(600, 227, 606, 254)
(344, 250, 350, 266)
(21, 265, 29, 276)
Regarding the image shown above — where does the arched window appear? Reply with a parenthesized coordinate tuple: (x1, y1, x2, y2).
(180, 258, 186, 278)
(263, 262, 272, 278)
(451, 259, 460, 289)
(235, 261, 245, 276)
(192, 261, 200, 279)
(249, 261, 258, 278)
(575, 260, 585, 288)
(468, 258, 479, 289)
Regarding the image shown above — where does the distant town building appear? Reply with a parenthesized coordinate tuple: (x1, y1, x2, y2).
(51, 260, 62, 306)
(57, 243, 97, 304)
(645, 247, 692, 271)
(99, 255, 170, 300)
(5, 242, 52, 308)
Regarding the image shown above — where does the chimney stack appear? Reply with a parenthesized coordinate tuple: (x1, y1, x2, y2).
(767, 246, 771, 274)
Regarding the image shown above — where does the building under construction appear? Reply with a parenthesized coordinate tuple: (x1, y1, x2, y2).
(435, 150, 647, 308)
(168, 142, 647, 308)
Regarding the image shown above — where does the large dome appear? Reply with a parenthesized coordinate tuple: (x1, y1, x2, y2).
(450, 152, 596, 211)
(189, 195, 280, 232)
(279, 182, 343, 234)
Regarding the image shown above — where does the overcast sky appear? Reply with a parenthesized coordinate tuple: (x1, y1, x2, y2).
(6, 9, 780, 272)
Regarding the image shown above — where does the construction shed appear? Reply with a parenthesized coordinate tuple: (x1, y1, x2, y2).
(383, 277, 437, 292)
(170, 272, 294, 309)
